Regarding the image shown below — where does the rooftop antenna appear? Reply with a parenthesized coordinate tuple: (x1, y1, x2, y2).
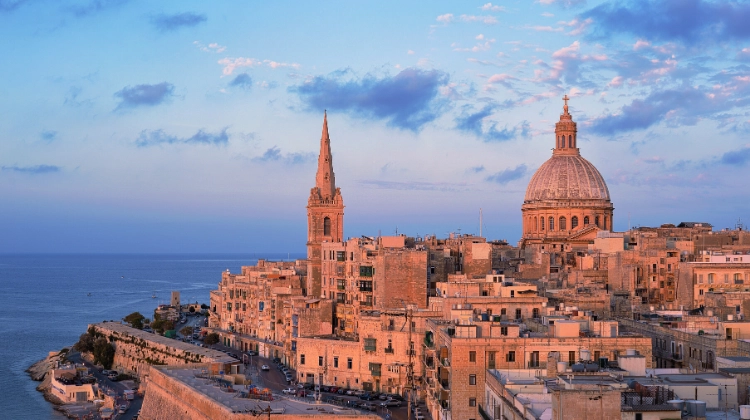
(480, 208, 483, 237)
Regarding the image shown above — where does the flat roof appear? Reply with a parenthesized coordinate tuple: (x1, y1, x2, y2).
(94, 322, 236, 364)
(161, 366, 375, 416)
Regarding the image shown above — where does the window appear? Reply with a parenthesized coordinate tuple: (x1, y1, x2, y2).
(532, 308, 540, 318)
(364, 338, 377, 352)
(336, 251, 345, 262)
(549, 217, 555, 231)
(501, 308, 507, 315)
(534, 217, 538, 231)
(469, 351, 476, 362)
(359, 266, 374, 277)
(569, 351, 575, 365)
(541, 217, 545, 231)
(571, 216, 578, 229)
(300, 354, 305, 365)
(347, 358, 353, 369)
(724, 274, 729, 284)
(559, 216, 567, 231)
(708, 273, 715, 284)
(595, 216, 600, 227)
(568, 135, 572, 147)
(469, 374, 476, 385)
(323, 217, 331, 236)
(469, 398, 476, 407)
(334, 357, 339, 368)
(515, 308, 522, 320)
(501, 326, 508, 336)
(506, 351, 515, 362)
(735, 273, 743, 284)
(319, 356, 323, 366)
(584, 216, 590, 225)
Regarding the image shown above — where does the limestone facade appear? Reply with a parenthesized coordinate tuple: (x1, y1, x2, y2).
(521, 97, 614, 252)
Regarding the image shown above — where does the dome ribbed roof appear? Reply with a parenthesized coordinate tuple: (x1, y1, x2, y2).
(524, 154, 610, 202)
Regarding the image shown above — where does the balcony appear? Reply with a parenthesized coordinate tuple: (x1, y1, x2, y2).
(385, 347, 394, 354)
(337, 285, 346, 291)
(441, 358, 450, 367)
(424, 356, 434, 368)
(527, 361, 546, 369)
(359, 300, 373, 307)
(406, 349, 416, 356)
(371, 369, 381, 377)
(440, 379, 450, 390)
(359, 286, 373, 292)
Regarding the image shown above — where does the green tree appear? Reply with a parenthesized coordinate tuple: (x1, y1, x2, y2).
(124, 312, 145, 329)
(180, 326, 194, 337)
(151, 319, 174, 335)
(73, 332, 95, 353)
(92, 337, 115, 369)
(204, 332, 219, 345)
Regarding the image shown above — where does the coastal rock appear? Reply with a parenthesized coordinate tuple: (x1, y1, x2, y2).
(26, 348, 71, 405)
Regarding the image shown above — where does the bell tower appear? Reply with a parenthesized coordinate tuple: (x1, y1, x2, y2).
(306, 111, 344, 297)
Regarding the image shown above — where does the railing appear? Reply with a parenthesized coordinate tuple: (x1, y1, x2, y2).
(384, 348, 394, 354)
(359, 286, 372, 292)
(441, 358, 450, 367)
(359, 301, 373, 307)
(337, 285, 346, 290)
(440, 379, 450, 390)
(424, 356, 434, 368)
(478, 404, 492, 420)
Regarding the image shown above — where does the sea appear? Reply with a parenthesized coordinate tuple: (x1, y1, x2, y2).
(0, 253, 304, 419)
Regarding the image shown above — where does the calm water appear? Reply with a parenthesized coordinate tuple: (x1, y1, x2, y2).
(0, 253, 303, 419)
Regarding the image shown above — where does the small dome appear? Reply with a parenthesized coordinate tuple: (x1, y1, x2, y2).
(524, 154, 610, 202)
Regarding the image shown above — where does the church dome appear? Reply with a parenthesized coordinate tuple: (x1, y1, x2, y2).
(524, 154, 610, 202)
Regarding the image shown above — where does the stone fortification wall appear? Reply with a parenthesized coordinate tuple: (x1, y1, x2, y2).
(91, 322, 234, 377)
(140, 365, 379, 420)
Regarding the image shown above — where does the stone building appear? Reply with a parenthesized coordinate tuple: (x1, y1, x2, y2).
(520, 97, 614, 255)
(306, 112, 345, 298)
(423, 316, 653, 420)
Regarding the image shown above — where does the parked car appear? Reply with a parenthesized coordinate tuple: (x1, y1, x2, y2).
(285, 375, 293, 383)
(353, 389, 365, 396)
(360, 392, 375, 401)
(261, 365, 269, 371)
(337, 388, 347, 394)
(282, 388, 295, 394)
(360, 402, 378, 411)
(346, 400, 360, 408)
(321, 385, 331, 392)
(329, 386, 339, 393)
(380, 399, 401, 407)
(386, 393, 404, 401)
(346, 389, 356, 395)
(378, 393, 389, 400)
(118, 405, 127, 414)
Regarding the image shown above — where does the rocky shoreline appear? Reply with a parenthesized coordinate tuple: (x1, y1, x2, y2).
(26, 348, 70, 412)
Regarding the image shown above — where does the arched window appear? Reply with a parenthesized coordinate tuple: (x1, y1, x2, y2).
(568, 135, 572, 148)
(559, 216, 566, 230)
(604, 216, 608, 230)
(540, 217, 545, 231)
(595, 216, 600, 228)
(584, 216, 590, 225)
(549, 217, 555, 231)
(571, 216, 579, 229)
(534, 217, 538, 231)
(323, 217, 331, 236)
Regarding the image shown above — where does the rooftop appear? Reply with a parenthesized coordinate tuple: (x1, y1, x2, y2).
(95, 322, 237, 364)
(158, 365, 374, 416)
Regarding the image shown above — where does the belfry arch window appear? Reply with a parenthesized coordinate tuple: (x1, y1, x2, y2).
(595, 216, 600, 228)
(559, 217, 567, 231)
(323, 217, 331, 236)
(568, 135, 572, 148)
(549, 217, 555, 231)
(540, 217, 545, 231)
(534, 217, 538, 231)
(584, 216, 590, 225)
(604, 216, 608, 230)
(571, 216, 579, 229)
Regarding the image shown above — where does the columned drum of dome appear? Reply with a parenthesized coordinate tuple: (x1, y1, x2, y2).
(521, 96, 614, 249)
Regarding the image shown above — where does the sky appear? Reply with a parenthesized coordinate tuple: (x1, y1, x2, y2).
(1, 0, 749, 253)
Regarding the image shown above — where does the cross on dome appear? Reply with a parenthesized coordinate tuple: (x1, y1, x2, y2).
(563, 94, 569, 114)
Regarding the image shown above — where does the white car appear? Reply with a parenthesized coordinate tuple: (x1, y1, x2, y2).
(282, 388, 295, 394)
(261, 365, 269, 371)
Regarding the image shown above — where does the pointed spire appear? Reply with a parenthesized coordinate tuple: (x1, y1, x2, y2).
(315, 111, 336, 197)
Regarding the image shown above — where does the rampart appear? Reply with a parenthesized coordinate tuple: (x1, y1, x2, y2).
(90, 322, 236, 376)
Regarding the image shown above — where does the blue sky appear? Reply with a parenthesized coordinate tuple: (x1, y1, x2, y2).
(2, 0, 749, 253)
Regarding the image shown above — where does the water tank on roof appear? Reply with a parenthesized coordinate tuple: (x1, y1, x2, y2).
(557, 362, 568, 373)
(584, 363, 599, 372)
(740, 405, 750, 420)
(667, 399, 684, 412)
(687, 401, 706, 417)
(627, 379, 637, 389)
(571, 363, 585, 372)
(580, 349, 591, 361)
